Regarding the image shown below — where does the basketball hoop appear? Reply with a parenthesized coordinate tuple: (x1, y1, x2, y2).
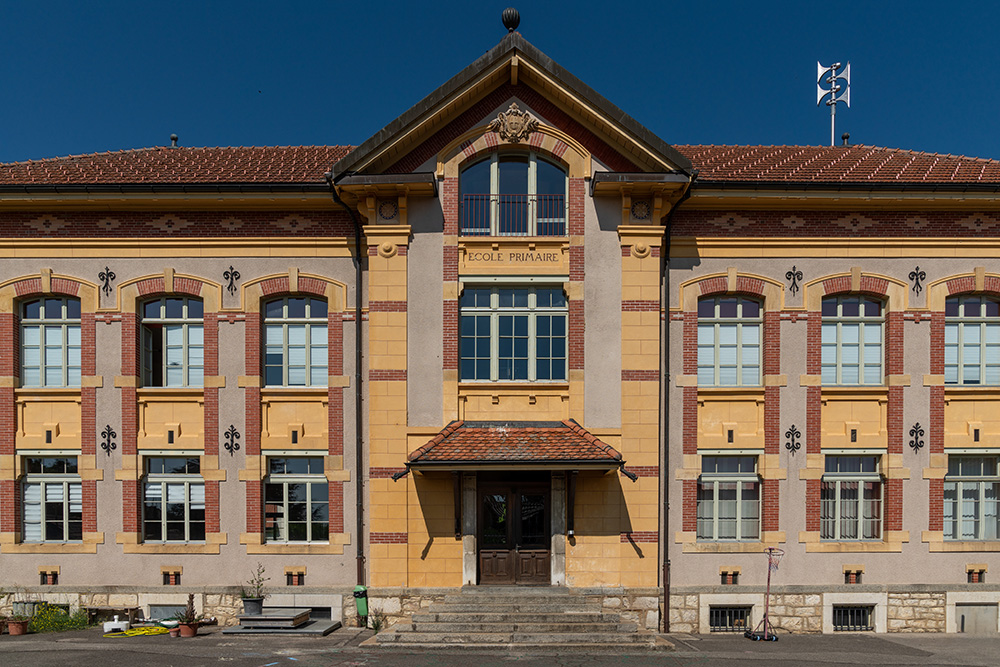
(745, 546, 785, 642)
(766, 547, 784, 573)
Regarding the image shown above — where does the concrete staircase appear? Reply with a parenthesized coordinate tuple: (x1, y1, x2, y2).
(372, 587, 669, 652)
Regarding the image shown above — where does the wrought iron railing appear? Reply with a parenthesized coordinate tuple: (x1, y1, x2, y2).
(460, 194, 566, 236)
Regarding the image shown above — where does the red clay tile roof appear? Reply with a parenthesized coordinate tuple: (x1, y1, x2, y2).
(3, 144, 1000, 186)
(675, 144, 1000, 184)
(0, 146, 353, 184)
(408, 420, 623, 465)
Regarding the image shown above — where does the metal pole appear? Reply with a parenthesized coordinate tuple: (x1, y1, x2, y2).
(764, 552, 773, 639)
(830, 97, 836, 147)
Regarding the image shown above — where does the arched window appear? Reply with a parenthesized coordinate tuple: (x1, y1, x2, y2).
(696, 296, 761, 387)
(821, 296, 883, 386)
(459, 152, 567, 237)
(141, 297, 203, 387)
(264, 297, 328, 387)
(945, 296, 1000, 385)
(21, 297, 81, 387)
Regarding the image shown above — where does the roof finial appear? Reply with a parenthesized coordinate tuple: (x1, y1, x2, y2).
(502, 7, 519, 33)
(170, 134, 179, 148)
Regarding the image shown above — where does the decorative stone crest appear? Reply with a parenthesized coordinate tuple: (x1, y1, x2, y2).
(488, 102, 539, 144)
(631, 243, 651, 259)
(378, 241, 398, 258)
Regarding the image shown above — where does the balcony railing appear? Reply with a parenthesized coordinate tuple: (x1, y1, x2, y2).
(460, 194, 566, 236)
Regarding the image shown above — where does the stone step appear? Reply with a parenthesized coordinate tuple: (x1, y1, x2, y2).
(428, 603, 601, 613)
(440, 596, 596, 606)
(371, 640, 668, 653)
(456, 586, 572, 595)
(377, 631, 656, 645)
(399, 621, 639, 634)
(411, 611, 621, 624)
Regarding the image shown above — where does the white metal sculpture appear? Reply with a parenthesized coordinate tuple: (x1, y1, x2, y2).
(817, 62, 851, 146)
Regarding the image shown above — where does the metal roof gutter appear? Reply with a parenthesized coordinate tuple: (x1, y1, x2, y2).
(590, 171, 690, 196)
(691, 180, 1000, 194)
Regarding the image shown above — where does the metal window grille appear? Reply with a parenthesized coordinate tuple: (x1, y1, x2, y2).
(458, 153, 567, 237)
(832, 605, 874, 631)
(709, 606, 752, 632)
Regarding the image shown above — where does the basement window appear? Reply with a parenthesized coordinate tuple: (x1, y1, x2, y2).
(832, 605, 874, 631)
(709, 606, 751, 632)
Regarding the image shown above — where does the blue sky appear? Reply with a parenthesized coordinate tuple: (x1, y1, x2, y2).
(2, 1, 998, 163)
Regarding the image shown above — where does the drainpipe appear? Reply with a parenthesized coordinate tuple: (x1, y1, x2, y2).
(661, 174, 696, 633)
(325, 171, 366, 587)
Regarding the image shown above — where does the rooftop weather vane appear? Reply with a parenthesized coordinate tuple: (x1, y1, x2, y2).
(816, 62, 850, 146)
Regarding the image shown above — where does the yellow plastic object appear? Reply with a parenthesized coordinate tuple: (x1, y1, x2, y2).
(103, 626, 170, 638)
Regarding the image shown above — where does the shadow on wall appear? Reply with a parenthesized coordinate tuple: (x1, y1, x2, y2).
(569, 471, 640, 555)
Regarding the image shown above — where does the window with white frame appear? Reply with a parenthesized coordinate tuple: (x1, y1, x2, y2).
(143, 457, 205, 542)
(697, 456, 760, 541)
(264, 457, 329, 543)
(821, 456, 883, 540)
(460, 286, 567, 382)
(21, 298, 81, 388)
(821, 296, 884, 386)
(264, 297, 328, 387)
(944, 455, 999, 540)
(459, 153, 567, 236)
(945, 296, 1000, 385)
(697, 296, 761, 386)
(22, 456, 82, 542)
(141, 298, 203, 387)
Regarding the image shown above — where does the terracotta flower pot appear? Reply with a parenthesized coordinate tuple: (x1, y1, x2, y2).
(169, 627, 180, 637)
(177, 622, 198, 637)
(7, 620, 29, 636)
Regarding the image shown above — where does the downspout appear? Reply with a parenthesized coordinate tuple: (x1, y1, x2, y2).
(325, 172, 366, 587)
(661, 173, 696, 633)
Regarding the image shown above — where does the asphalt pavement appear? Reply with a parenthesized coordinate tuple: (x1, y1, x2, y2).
(1, 625, 999, 666)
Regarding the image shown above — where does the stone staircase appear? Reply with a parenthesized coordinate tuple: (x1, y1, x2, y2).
(372, 587, 669, 652)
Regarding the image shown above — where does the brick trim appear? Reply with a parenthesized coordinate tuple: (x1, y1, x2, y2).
(622, 370, 659, 382)
(370, 467, 407, 478)
(621, 300, 659, 312)
(621, 531, 658, 543)
(370, 369, 407, 381)
(370, 532, 408, 544)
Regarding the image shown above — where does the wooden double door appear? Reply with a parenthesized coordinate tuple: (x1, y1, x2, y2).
(478, 480, 550, 585)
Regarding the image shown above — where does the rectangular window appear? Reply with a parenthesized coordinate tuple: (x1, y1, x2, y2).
(460, 286, 567, 382)
(832, 605, 874, 631)
(264, 297, 328, 387)
(709, 606, 752, 632)
(944, 456, 1000, 540)
(945, 297, 1000, 385)
(697, 456, 760, 541)
(22, 457, 82, 542)
(143, 457, 205, 542)
(697, 297, 761, 386)
(21, 298, 82, 388)
(821, 456, 882, 540)
(821, 296, 883, 386)
(142, 298, 203, 388)
(264, 457, 329, 543)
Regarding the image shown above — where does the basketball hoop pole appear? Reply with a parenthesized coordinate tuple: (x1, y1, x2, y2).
(745, 547, 782, 642)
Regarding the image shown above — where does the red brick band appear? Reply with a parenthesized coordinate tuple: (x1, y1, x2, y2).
(621, 300, 659, 311)
(621, 531, 658, 543)
(622, 370, 659, 382)
(627, 466, 659, 477)
(370, 467, 408, 478)
(370, 532, 408, 544)
(369, 301, 408, 312)
(369, 369, 407, 381)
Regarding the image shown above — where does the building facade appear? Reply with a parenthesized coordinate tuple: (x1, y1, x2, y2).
(0, 29, 997, 634)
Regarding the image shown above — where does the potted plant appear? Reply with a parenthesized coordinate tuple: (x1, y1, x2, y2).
(6, 615, 30, 636)
(239, 563, 269, 616)
(172, 594, 203, 637)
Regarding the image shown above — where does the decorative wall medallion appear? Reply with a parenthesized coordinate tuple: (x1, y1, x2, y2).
(488, 102, 539, 144)
(631, 200, 651, 221)
(101, 425, 117, 457)
(631, 243, 651, 259)
(909, 267, 926, 295)
(98, 267, 116, 297)
(785, 425, 801, 454)
(377, 241, 398, 258)
(909, 423, 925, 452)
(785, 266, 803, 295)
(224, 425, 241, 456)
(223, 265, 241, 296)
(378, 200, 398, 221)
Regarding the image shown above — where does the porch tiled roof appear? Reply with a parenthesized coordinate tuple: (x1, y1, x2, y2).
(407, 420, 623, 464)
(0, 145, 353, 184)
(675, 144, 1000, 184)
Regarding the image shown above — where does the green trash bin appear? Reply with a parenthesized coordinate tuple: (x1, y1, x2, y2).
(353, 585, 369, 623)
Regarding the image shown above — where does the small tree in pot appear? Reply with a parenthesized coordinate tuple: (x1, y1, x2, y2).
(172, 594, 203, 637)
(240, 563, 269, 616)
